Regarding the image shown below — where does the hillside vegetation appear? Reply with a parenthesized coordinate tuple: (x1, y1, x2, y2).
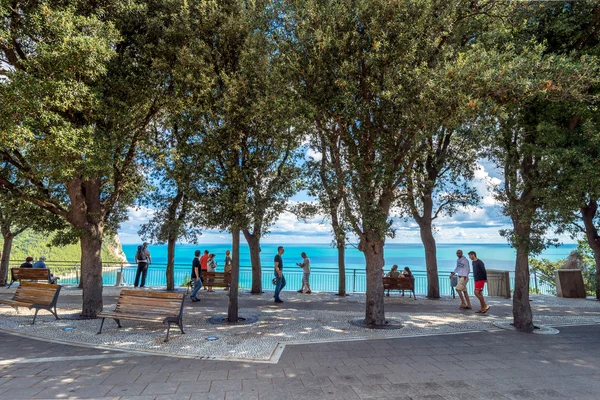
(2, 230, 126, 265)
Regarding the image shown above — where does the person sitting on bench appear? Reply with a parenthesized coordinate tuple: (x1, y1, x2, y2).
(32, 256, 58, 283)
(20, 257, 34, 268)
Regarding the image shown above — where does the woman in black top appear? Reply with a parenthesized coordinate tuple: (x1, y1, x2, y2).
(20, 257, 34, 268)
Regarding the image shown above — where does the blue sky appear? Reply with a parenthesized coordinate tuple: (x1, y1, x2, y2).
(117, 159, 575, 245)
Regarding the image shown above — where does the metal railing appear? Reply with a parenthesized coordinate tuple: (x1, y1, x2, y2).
(9, 259, 562, 296)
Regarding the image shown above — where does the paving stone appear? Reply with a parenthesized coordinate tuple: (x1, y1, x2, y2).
(330, 375, 361, 386)
(224, 391, 259, 400)
(351, 384, 390, 399)
(142, 381, 182, 396)
(210, 379, 242, 393)
(300, 375, 334, 388)
(105, 383, 147, 397)
(155, 395, 193, 400)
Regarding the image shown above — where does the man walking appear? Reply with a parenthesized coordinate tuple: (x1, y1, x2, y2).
(449, 249, 472, 309)
(296, 252, 312, 294)
(200, 250, 209, 290)
(190, 250, 202, 302)
(469, 251, 489, 313)
(274, 246, 286, 303)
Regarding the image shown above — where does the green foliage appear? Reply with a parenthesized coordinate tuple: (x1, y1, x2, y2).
(182, 0, 305, 234)
(1, 229, 125, 264)
(529, 258, 561, 289)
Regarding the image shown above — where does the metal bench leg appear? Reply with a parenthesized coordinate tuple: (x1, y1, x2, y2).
(413, 290, 416, 300)
(179, 321, 185, 334)
(7, 281, 13, 289)
(97, 318, 106, 334)
(114, 319, 122, 328)
(51, 306, 59, 320)
(164, 323, 172, 343)
(32, 308, 40, 325)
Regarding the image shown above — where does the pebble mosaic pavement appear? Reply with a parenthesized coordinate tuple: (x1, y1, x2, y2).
(2, 286, 600, 362)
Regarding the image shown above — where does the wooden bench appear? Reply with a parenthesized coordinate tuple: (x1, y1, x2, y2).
(97, 290, 185, 342)
(0, 282, 62, 324)
(186, 271, 231, 292)
(203, 271, 231, 288)
(383, 277, 416, 299)
(8, 268, 59, 288)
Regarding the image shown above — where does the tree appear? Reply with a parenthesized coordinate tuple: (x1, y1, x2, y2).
(281, 0, 504, 325)
(399, 127, 480, 299)
(0, 185, 64, 285)
(458, 8, 600, 330)
(305, 123, 351, 296)
(528, 2, 600, 299)
(241, 139, 303, 294)
(0, 1, 178, 317)
(184, 0, 301, 320)
(138, 122, 203, 291)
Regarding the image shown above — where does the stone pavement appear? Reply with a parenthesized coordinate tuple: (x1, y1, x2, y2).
(0, 324, 600, 399)
(2, 287, 600, 361)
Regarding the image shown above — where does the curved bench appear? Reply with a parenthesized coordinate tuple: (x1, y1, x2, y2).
(97, 290, 185, 342)
(0, 282, 62, 324)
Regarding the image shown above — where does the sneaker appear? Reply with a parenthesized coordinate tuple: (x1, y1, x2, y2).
(306, 291, 312, 294)
(297, 290, 303, 293)
(190, 296, 198, 302)
(274, 299, 284, 303)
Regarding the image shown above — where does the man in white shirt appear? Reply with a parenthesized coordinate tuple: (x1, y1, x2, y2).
(296, 252, 312, 294)
(449, 249, 472, 309)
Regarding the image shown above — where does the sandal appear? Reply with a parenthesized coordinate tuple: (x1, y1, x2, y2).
(463, 306, 472, 310)
(481, 306, 490, 314)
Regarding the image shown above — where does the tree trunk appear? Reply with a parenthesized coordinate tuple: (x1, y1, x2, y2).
(337, 239, 346, 296)
(80, 232, 104, 318)
(580, 202, 600, 299)
(166, 235, 177, 291)
(0, 233, 14, 286)
(419, 222, 440, 299)
(228, 227, 240, 322)
(243, 230, 263, 294)
(362, 237, 386, 326)
(512, 224, 534, 332)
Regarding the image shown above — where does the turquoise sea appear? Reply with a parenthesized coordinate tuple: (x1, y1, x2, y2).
(103, 242, 576, 295)
(122, 242, 577, 273)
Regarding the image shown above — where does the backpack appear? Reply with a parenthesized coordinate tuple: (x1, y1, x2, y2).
(136, 246, 146, 262)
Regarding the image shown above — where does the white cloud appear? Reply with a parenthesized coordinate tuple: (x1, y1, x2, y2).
(117, 161, 576, 245)
(305, 147, 322, 162)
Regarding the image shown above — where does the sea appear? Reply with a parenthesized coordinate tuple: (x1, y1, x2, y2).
(122, 242, 577, 272)
(109, 242, 576, 294)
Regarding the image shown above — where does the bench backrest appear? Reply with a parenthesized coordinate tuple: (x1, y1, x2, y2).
(13, 281, 62, 306)
(203, 272, 231, 285)
(11, 268, 51, 281)
(115, 290, 184, 317)
(382, 277, 414, 290)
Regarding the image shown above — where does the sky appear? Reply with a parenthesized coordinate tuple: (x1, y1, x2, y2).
(117, 158, 576, 246)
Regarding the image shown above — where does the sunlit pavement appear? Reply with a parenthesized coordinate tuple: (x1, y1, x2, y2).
(0, 286, 600, 398)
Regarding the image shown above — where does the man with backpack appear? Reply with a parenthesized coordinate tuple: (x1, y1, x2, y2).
(134, 242, 152, 288)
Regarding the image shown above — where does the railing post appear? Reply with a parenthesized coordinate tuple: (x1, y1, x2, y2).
(353, 269, 356, 293)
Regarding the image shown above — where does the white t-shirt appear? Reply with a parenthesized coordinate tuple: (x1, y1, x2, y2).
(301, 258, 311, 273)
